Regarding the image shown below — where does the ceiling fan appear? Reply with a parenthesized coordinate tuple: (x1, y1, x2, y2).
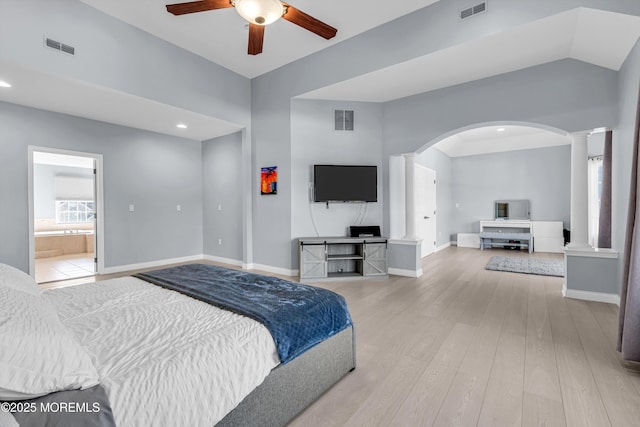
(166, 0, 338, 55)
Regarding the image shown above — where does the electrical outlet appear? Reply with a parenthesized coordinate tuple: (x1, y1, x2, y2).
(217, 204, 222, 211)
(129, 204, 135, 212)
(177, 204, 181, 212)
(218, 238, 222, 245)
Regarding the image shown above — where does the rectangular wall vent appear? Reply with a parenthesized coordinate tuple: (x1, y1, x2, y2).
(334, 109, 354, 131)
(460, 1, 487, 20)
(45, 37, 75, 56)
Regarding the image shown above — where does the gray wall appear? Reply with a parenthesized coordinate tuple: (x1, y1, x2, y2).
(290, 99, 384, 236)
(202, 132, 243, 261)
(388, 242, 421, 273)
(250, 80, 291, 270)
(416, 148, 454, 248)
(0, 0, 252, 273)
(566, 255, 619, 295)
(289, 99, 384, 268)
(251, 0, 639, 270)
(1, 0, 638, 275)
(381, 60, 617, 240)
(0, 102, 204, 271)
(0, 0, 251, 127)
(450, 145, 571, 236)
(383, 60, 618, 156)
(613, 39, 640, 293)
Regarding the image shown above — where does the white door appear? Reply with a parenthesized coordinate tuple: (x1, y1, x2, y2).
(415, 165, 436, 257)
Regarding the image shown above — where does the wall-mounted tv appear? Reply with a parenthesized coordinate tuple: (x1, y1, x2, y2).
(313, 165, 377, 202)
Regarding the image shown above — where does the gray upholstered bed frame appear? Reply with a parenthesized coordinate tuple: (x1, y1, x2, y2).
(217, 325, 356, 427)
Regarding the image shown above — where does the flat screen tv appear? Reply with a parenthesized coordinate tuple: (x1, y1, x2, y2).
(313, 165, 377, 202)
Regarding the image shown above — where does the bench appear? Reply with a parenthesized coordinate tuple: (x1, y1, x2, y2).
(479, 231, 532, 254)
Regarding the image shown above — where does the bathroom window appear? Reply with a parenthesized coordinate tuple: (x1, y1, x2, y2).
(56, 201, 95, 224)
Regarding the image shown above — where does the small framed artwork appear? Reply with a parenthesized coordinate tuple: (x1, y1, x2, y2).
(261, 166, 277, 195)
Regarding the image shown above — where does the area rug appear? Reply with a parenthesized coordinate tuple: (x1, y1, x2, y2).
(485, 256, 565, 277)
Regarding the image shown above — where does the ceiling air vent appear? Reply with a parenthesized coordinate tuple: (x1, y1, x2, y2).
(334, 109, 354, 131)
(45, 37, 75, 56)
(460, 1, 487, 20)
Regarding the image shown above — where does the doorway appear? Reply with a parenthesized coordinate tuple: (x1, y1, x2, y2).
(29, 147, 103, 283)
(415, 165, 437, 257)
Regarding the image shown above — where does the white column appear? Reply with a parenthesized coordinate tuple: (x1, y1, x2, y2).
(568, 132, 590, 248)
(403, 152, 418, 240)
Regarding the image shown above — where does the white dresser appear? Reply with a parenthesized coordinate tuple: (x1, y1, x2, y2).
(531, 221, 564, 253)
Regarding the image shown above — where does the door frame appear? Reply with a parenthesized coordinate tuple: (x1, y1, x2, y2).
(28, 146, 105, 277)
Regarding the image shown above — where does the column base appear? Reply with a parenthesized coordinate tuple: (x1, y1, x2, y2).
(565, 243, 592, 250)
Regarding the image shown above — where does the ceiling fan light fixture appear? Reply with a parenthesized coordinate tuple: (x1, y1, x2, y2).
(233, 0, 284, 25)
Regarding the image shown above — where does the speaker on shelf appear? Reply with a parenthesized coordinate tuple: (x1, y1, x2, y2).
(349, 225, 381, 237)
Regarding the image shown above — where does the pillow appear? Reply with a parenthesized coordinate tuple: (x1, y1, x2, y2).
(0, 263, 41, 297)
(0, 286, 99, 400)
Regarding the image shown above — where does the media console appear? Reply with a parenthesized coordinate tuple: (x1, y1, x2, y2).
(298, 236, 388, 282)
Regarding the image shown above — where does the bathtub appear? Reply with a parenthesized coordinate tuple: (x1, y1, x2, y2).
(35, 231, 95, 259)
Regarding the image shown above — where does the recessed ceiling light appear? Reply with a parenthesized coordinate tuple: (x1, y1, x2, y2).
(176, 123, 187, 129)
(497, 127, 506, 132)
(0, 81, 12, 88)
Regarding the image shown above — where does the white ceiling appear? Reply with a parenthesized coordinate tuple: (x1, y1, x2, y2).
(0, 60, 242, 141)
(1, 3, 639, 145)
(298, 8, 640, 102)
(79, 0, 441, 79)
(432, 125, 572, 158)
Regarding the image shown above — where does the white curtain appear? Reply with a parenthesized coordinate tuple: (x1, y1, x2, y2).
(587, 157, 602, 247)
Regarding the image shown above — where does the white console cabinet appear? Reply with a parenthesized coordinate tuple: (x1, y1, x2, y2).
(478, 220, 564, 253)
(531, 221, 564, 253)
(298, 237, 388, 282)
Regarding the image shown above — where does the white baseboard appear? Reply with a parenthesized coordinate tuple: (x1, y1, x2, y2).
(102, 254, 299, 279)
(243, 263, 298, 278)
(563, 288, 620, 306)
(101, 254, 204, 275)
(202, 254, 243, 267)
(435, 242, 451, 252)
(389, 267, 423, 278)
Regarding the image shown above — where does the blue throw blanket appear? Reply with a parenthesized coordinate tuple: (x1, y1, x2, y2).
(134, 264, 353, 364)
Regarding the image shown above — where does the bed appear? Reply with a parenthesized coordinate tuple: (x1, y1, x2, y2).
(0, 262, 355, 427)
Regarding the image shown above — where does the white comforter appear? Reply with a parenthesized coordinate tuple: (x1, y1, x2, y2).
(45, 276, 280, 427)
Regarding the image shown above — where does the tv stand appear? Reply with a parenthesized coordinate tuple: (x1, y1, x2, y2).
(298, 237, 388, 282)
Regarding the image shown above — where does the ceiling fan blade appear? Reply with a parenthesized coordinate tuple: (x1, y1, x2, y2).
(248, 23, 265, 55)
(281, 3, 337, 40)
(166, 0, 232, 16)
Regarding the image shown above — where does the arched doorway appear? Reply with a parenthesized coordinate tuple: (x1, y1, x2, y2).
(389, 122, 607, 257)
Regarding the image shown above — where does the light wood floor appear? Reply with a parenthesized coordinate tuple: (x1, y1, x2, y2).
(289, 247, 640, 427)
(44, 247, 640, 426)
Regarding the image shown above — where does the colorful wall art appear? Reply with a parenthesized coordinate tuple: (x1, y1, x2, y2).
(261, 166, 277, 195)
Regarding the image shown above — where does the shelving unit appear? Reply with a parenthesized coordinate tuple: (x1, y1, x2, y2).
(478, 220, 564, 253)
(298, 237, 388, 282)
